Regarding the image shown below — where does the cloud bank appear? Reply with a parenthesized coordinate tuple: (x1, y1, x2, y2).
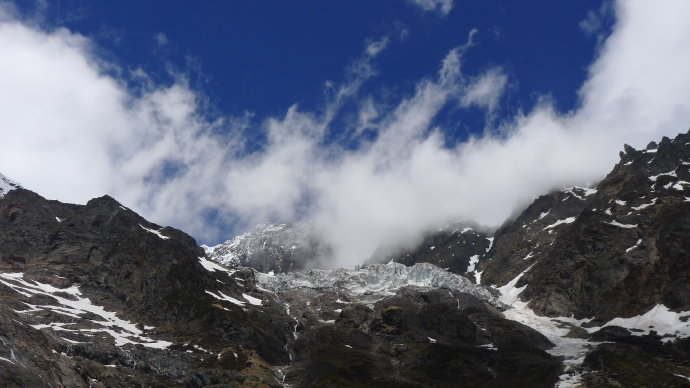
(1, 1, 690, 268)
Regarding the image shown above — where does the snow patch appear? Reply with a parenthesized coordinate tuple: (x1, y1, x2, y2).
(205, 290, 245, 306)
(139, 224, 170, 240)
(466, 255, 479, 273)
(625, 239, 642, 253)
(242, 293, 263, 306)
(198, 256, 235, 274)
(606, 221, 637, 229)
(597, 304, 690, 340)
(544, 217, 577, 230)
(649, 170, 676, 182)
(631, 199, 656, 211)
(0, 272, 170, 348)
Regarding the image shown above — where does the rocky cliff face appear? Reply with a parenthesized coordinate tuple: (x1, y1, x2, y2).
(476, 132, 690, 324)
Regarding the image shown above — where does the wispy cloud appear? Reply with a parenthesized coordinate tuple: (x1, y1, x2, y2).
(406, 0, 454, 16)
(460, 67, 508, 115)
(1, 1, 690, 269)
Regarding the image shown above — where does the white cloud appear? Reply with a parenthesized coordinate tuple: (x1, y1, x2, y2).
(154, 32, 167, 46)
(580, 1, 613, 36)
(460, 67, 508, 113)
(365, 36, 389, 57)
(1, 0, 690, 269)
(407, 0, 454, 16)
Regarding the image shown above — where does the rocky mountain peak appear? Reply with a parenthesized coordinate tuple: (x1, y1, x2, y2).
(205, 222, 331, 273)
(0, 172, 21, 198)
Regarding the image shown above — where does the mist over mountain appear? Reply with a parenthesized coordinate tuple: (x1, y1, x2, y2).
(2, 131, 690, 386)
(3, 1, 690, 386)
(3, 1, 690, 270)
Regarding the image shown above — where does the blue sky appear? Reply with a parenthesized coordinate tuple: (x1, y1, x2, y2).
(19, 0, 607, 143)
(2, 1, 689, 267)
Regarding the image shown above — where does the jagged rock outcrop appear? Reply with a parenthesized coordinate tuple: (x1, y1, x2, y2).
(512, 132, 690, 322)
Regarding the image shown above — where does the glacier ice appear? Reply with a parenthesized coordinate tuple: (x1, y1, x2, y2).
(255, 262, 503, 308)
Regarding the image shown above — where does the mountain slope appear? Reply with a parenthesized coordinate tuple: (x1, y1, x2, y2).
(0, 188, 296, 386)
(0, 187, 556, 387)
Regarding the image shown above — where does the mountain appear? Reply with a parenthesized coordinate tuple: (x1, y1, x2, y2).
(379, 131, 690, 386)
(205, 222, 330, 273)
(0, 173, 21, 197)
(368, 221, 492, 281)
(2, 130, 690, 387)
(0, 185, 556, 386)
(0, 188, 296, 386)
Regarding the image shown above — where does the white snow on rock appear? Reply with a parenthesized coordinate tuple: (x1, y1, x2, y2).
(205, 290, 246, 306)
(562, 186, 597, 200)
(0, 173, 21, 198)
(496, 267, 598, 388)
(485, 237, 494, 252)
(649, 170, 676, 182)
(631, 199, 656, 211)
(0, 272, 170, 348)
(596, 304, 690, 340)
(606, 220, 637, 229)
(198, 256, 236, 274)
(544, 217, 577, 230)
(242, 293, 263, 306)
(466, 255, 479, 273)
(625, 239, 642, 253)
(256, 262, 502, 308)
(139, 224, 170, 240)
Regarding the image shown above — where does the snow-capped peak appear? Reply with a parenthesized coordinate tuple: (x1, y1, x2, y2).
(206, 222, 331, 273)
(0, 173, 21, 198)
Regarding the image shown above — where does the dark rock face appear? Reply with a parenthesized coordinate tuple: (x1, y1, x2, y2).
(380, 222, 492, 282)
(282, 288, 561, 387)
(516, 132, 690, 321)
(581, 332, 690, 387)
(479, 186, 594, 288)
(0, 189, 295, 387)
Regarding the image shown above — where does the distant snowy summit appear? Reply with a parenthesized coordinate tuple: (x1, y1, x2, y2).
(205, 222, 331, 273)
(0, 172, 20, 198)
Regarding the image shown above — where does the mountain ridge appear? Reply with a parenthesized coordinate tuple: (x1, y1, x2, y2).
(2, 130, 690, 386)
